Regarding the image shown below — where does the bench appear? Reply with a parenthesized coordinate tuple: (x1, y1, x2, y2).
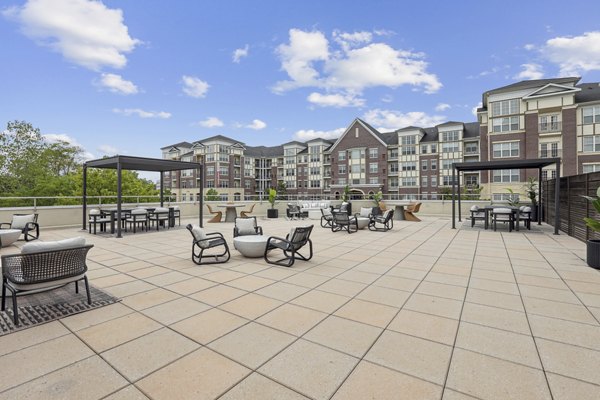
(1, 237, 93, 325)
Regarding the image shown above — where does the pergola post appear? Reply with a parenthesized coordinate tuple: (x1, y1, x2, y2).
(554, 160, 560, 235)
(457, 167, 462, 222)
(82, 164, 87, 231)
(117, 160, 122, 239)
(538, 167, 543, 224)
(451, 166, 456, 229)
(199, 166, 203, 228)
(160, 172, 164, 207)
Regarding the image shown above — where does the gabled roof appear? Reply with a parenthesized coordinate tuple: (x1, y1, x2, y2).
(328, 118, 387, 152)
(483, 77, 580, 105)
(575, 82, 600, 103)
(522, 83, 581, 100)
(197, 134, 244, 145)
(244, 145, 284, 158)
(463, 122, 480, 139)
(436, 121, 464, 127)
(419, 127, 439, 142)
(160, 141, 192, 150)
(282, 141, 306, 147)
(396, 125, 425, 133)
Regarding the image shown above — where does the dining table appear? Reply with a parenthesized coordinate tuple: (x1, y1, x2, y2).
(217, 203, 246, 223)
(483, 205, 522, 231)
(386, 202, 413, 221)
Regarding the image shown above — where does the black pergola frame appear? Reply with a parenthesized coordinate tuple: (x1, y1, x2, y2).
(451, 158, 561, 235)
(82, 155, 203, 238)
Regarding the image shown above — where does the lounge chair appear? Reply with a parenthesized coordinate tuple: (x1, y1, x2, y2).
(369, 209, 394, 231)
(206, 204, 222, 223)
(331, 210, 358, 233)
(264, 225, 313, 267)
(0, 213, 40, 241)
(320, 208, 333, 228)
(187, 224, 230, 265)
(233, 216, 263, 237)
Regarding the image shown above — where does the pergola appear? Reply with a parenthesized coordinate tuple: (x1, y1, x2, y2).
(451, 158, 561, 235)
(82, 155, 203, 238)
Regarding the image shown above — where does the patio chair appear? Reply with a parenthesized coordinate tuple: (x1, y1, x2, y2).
(264, 225, 313, 267)
(88, 209, 111, 234)
(233, 216, 263, 237)
(149, 207, 170, 230)
(240, 203, 255, 218)
(0, 213, 40, 241)
(469, 205, 486, 227)
(404, 202, 422, 222)
(517, 206, 532, 230)
(206, 204, 222, 223)
(331, 210, 358, 233)
(320, 208, 333, 228)
(187, 224, 230, 265)
(172, 206, 181, 225)
(126, 208, 149, 233)
(492, 207, 514, 232)
(368, 209, 394, 232)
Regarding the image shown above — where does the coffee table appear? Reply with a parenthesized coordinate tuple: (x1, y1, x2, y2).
(0, 229, 21, 248)
(233, 235, 268, 257)
(356, 217, 369, 230)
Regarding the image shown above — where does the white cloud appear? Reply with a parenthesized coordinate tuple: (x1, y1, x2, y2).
(514, 63, 544, 80)
(293, 127, 345, 141)
(182, 75, 209, 98)
(246, 119, 267, 130)
(5, 0, 139, 71)
(97, 73, 138, 94)
(381, 94, 393, 103)
(232, 44, 249, 63)
(524, 43, 536, 51)
(435, 103, 451, 112)
(97, 144, 118, 155)
(542, 31, 600, 76)
(363, 109, 446, 130)
(307, 92, 365, 108)
(112, 108, 171, 119)
(273, 28, 441, 100)
(472, 102, 483, 117)
(197, 117, 224, 128)
(43, 133, 94, 159)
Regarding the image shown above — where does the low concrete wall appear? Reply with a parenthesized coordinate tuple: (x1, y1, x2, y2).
(0, 200, 493, 229)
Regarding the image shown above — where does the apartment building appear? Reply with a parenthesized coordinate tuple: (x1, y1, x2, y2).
(162, 77, 600, 201)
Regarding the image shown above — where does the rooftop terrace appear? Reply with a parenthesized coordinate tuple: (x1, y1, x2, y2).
(1, 217, 599, 399)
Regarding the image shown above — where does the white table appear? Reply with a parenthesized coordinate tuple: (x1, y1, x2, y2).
(387, 202, 412, 221)
(0, 229, 21, 248)
(217, 204, 246, 223)
(233, 235, 268, 257)
(356, 217, 370, 229)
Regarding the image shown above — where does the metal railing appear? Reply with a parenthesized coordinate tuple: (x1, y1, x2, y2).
(0, 195, 176, 209)
(539, 121, 562, 133)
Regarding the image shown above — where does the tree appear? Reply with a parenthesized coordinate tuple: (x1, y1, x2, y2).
(276, 180, 287, 200)
(205, 188, 220, 201)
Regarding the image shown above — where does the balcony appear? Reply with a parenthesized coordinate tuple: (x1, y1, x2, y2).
(539, 121, 562, 133)
(540, 149, 562, 158)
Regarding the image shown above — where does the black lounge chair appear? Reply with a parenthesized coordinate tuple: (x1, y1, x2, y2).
(187, 224, 230, 265)
(320, 208, 333, 228)
(264, 225, 314, 267)
(368, 209, 394, 231)
(233, 216, 263, 237)
(331, 210, 358, 233)
(0, 213, 40, 241)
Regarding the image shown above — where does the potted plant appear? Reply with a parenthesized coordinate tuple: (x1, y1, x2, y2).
(524, 177, 538, 221)
(504, 188, 520, 207)
(583, 187, 600, 269)
(267, 188, 278, 218)
(372, 190, 384, 215)
(340, 184, 352, 214)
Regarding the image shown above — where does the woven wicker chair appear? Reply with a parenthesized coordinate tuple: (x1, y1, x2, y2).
(0, 213, 40, 242)
(1, 243, 93, 325)
(206, 204, 222, 223)
(240, 203, 255, 218)
(264, 225, 313, 267)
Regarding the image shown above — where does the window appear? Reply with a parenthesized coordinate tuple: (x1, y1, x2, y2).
(465, 142, 478, 154)
(493, 193, 520, 202)
(421, 176, 428, 187)
(369, 148, 378, 158)
(583, 164, 600, 173)
(369, 163, 378, 173)
(389, 177, 398, 188)
(491, 99, 519, 116)
(442, 176, 457, 186)
(351, 164, 362, 174)
(430, 143, 437, 153)
(286, 168, 295, 176)
(401, 162, 416, 171)
(492, 116, 519, 132)
(402, 145, 416, 155)
(540, 142, 559, 158)
(206, 180, 214, 188)
(492, 142, 519, 158)
(206, 166, 214, 176)
(442, 159, 459, 170)
(431, 176, 437, 186)
(401, 135, 416, 145)
(442, 142, 460, 153)
(389, 149, 398, 159)
(539, 114, 560, 132)
(421, 145, 428, 154)
(369, 177, 379, 184)
(441, 130, 460, 142)
(421, 160, 428, 170)
(401, 177, 417, 186)
(310, 180, 321, 188)
(218, 167, 228, 176)
(337, 178, 347, 185)
(583, 136, 600, 152)
(431, 160, 437, 170)
(310, 167, 320, 175)
(465, 175, 478, 186)
(244, 180, 251, 189)
(338, 165, 347, 174)
(583, 106, 600, 124)
(389, 163, 399, 173)
(493, 169, 520, 183)
(338, 151, 346, 161)
(218, 181, 229, 188)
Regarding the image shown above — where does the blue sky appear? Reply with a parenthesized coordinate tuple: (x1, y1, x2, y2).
(2, 0, 600, 171)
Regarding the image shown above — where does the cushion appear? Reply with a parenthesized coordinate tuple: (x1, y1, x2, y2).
(493, 207, 512, 214)
(470, 205, 479, 212)
(236, 218, 256, 235)
(381, 209, 392, 219)
(190, 225, 209, 248)
(360, 207, 372, 218)
(21, 237, 85, 254)
(322, 208, 332, 216)
(89, 209, 101, 215)
(154, 207, 169, 213)
(131, 208, 147, 215)
(11, 214, 36, 230)
(288, 227, 297, 241)
(522, 206, 532, 212)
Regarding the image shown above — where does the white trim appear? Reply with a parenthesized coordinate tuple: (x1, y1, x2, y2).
(329, 119, 387, 152)
(522, 83, 581, 100)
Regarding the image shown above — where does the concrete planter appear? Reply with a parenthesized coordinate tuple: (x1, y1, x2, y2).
(267, 209, 279, 218)
(586, 240, 600, 269)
